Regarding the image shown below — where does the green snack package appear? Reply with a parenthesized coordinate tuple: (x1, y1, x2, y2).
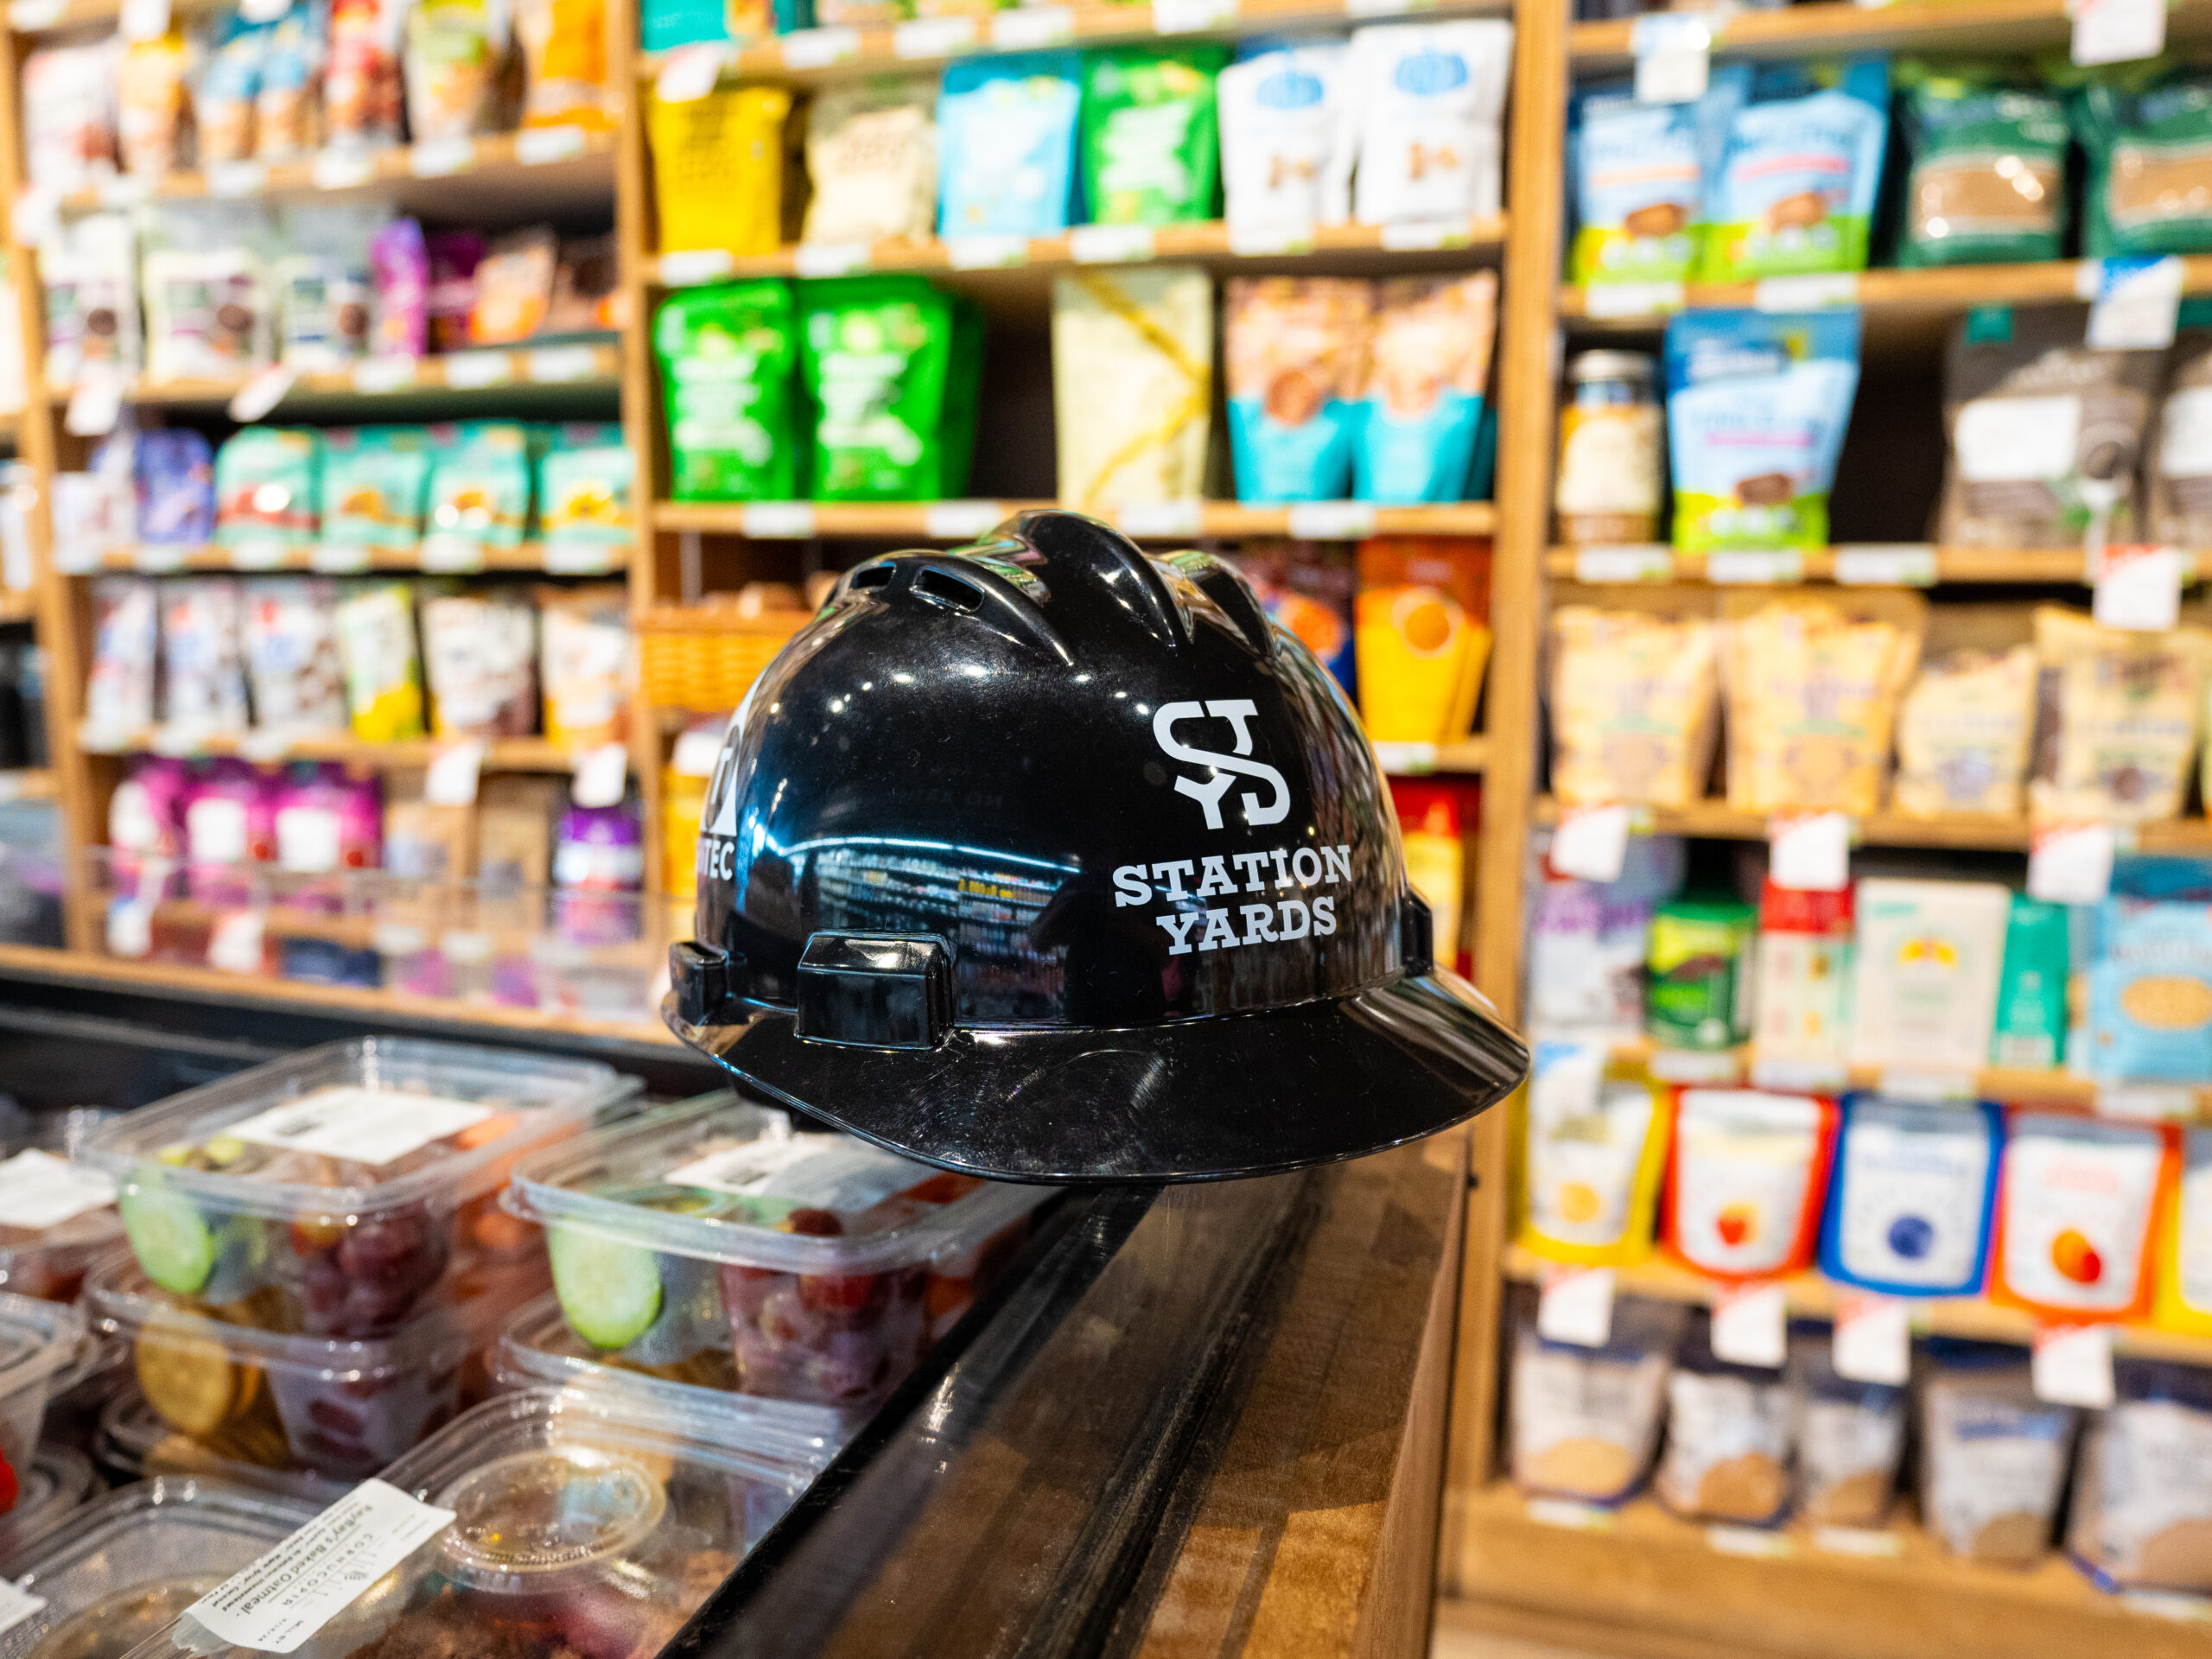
(423, 422, 532, 559)
(1991, 896, 2070, 1071)
(1897, 63, 2069, 267)
(1645, 898, 1757, 1053)
(1081, 45, 1229, 226)
(319, 427, 433, 556)
(655, 280, 804, 503)
(800, 275, 981, 501)
(2071, 59, 2212, 257)
(214, 428, 321, 553)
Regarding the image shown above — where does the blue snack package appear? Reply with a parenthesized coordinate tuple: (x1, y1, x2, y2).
(136, 429, 216, 547)
(1700, 56, 1891, 282)
(1570, 67, 1748, 287)
(2088, 897, 2212, 1081)
(937, 54, 1082, 239)
(1224, 276, 1368, 503)
(1355, 271, 1495, 503)
(1817, 1094, 2002, 1298)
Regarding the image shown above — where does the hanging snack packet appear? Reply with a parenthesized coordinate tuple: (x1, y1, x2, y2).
(22, 39, 120, 194)
(1509, 1296, 1684, 1504)
(243, 577, 348, 731)
(517, 0, 612, 130)
(538, 583, 629, 747)
(1348, 21, 1513, 226)
(86, 579, 158, 739)
(2089, 896, 2212, 1082)
(538, 438, 634, 557)
(2029, 606, 2212, 825)
(1080, 45, 1228, 226)
(1994, 1112, 2171, 1320)
(803, 78, 938, 247)
(1817, 1095, 2000, 1297)
(1224, 276, 1370, 504)
(468, 226, 560, 345)
(1892, 641, 2037, 818)
(1700, 56, 1890, 281)
(1517, 1053, 1670, 1265)
(1217, 37, 1354, 235)
(324, 0, 406, 149)
(1050, 268, 1212, 512)
(1664, 308, 1861, 554)
(1921, 1343, 2076, 1567)
(1356, 272, 1496, 504)
(655, 280, 804, 502)
(423, 423, 532, 557)
(1897, 63, 2068, 267)
(1525, 835, 1688, 1040)
(799, 276, 981, 501)
(1548, 603, 1720, 808)
(936, 54, 1081, 239)
(276, 204, 385, 372)
(214, 427, 320, 555)
(2070, 1361, 2212, 1593)
(2073, 61, 2212, 258)
(648, 85, 791, 256)
(42, 213, 140, 385)
(319, 426, 431, 555)
(370, 217, 429, 359)
(333, 579, 425, 741)
(118, 28, 193, 179)
(1569, 69, 1746, 287)
(1662, 1088, 1834, 1280)
(405, 0, 507, 142)
(1656, 1318, 1793, 1523)
(423, 590, 538, 738)
(255, 0, 325, 162)
(2153, 1127, 2212, 1333)
(160, 578, 251, 733)
(1791, 1338, 1906, 1529)
(194, 16, 267, 167)
(1353, 537, 1491, 745)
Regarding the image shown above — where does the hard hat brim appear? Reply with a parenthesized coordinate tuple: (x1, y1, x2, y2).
(664, 967, 1529, 1184)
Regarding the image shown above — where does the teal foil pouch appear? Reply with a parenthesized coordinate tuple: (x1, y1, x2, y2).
(1700, 55, 1891, 282)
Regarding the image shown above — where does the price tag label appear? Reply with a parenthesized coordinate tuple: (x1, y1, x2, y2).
(923, 500, 1002, 540)
(2032, 1322, 2115, 1408)
(1768, 810, 1851, 892)
(1710, 1281, 1788, 1369)
(778, 25, 859, 67)
(441, 353, 508, 390)
(207, 909, 265, 975)
(514, 124, 586, 164)
(990, 3, 1072, 47)
(419, 537, 485, 574)
(658, 248, 736, 286)
(945, 234, 1028, 270)
(6, 0, 64, 29)
(1527, 1498, 1616, 1531)
(10, 186, 59, 250)
(1631, 11, 1716, 104)
(571, 741, 629, 808)
(1753, 272, 1859, 312)
(1581, 280, 1684, 320)
(741, 502, 817, 538)
(239, 0, 288, 20)
(2098, 1081, 2198, 1121)
(792, 242, 870, 277)
(1116, 499, 1205, 538)
(543, 543, 618, 575)
(95, 173, 149, 207)
(63, 368, 124, 438)
(408, 137, 476, 176)
(1573, 545, 1672, 583)
(2088, 256, 2183, 351)
(309, 149, 378, 190)
(1813, 1527, 1904, 1558)
(118, 0, 169, 42)
(1549, 804, 1631, 884)
(1834, 544, 1938, 586)
(372, 923, 429, 956)
(133, 543, 187, 573)
(1069, 223, 1156, 264)
(424, 739, 485, 806)
(1707, 550, 1803, 584)
(1371, 741, 1437, 775)
(1832, 1293, 1910, 1385)
(1537, 1265, 1618, 1348)
(226, 543, 289, 571)
(1380, 218, 1476, 251)
(892, 15, 976, 56)
(2028, 819, 2114, 905)
(52, 540, 99, 575)
(2092, 542, 2183, 630)
(311, 543, 372, 573)
(228, 365, 297, 423)
(1226, 221, 1314, 257)
(1286, 501, 1377, 540)
(207, 161, 268, 198)
(1877, 1068, 1978, 1103)
(1748, 1055, 1849, 1093)
(235, 728, 292, 762)
(350, 356, 418, 394)
(1707, 1525, 1793, 1560)
(526, 346, 601, 384)
(2072, 0, 2164, 66)
(1152, 0, 1236, 30)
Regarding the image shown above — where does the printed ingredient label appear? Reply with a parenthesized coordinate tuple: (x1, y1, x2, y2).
(226, 1087, 494, 1167)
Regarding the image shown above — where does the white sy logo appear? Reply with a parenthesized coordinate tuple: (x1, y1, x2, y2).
(1153, 700, 1292, 831)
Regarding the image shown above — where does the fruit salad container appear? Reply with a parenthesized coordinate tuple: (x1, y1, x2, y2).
(0, 1293, 87, 1513)
(0, 1445, 99, 1572)
(98, 1386, 349, 1509)
(506, 1094, 1048, 1406)
(137, 1385, 813, 1659)
(1, 1478, 322, 1659)
(83, 1038, 639, 1338)
(0, 1147, 125, 1303)
(90, 1247, 549, 1483)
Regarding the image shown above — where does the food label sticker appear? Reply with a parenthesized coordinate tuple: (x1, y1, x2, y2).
(1226, 220, 1314, 257)
(945, 234, 1028, 270)
(1069, 223, 1155, 264)
(892, 15, 976, 57)
(1748, 1055, 1848, 1093)
(1152, 0, 1236, 31)
(667, 1132, 923, 1211)
(513, 124, 586, 164)
(207, 909, 265, 976)
(571, 741, 629, 809)
(1768, 810, 1851, 892)
(923, 500, 1002, 540)
(2072, 0, 2164, 67)
(52, 541, 100, 575)
(228, 365, 297, 424)
(526, 346, 600, 384)
(2028, 820, 2114, 905)
(1580, 280, 1686, 321)
(1753, 271, 1859, 312)
(778, 25, 860, 67)
(1710, 1281, 1788, 1369)
(1371, 741, 1437, 775)
(792, 242, 870, 278)
(226, 543, 289, 571)
(226, 1088, 494, 1168)
(0, 1148, 115, 1230)
(424, 738, 485, 807)
(1526, 1497, 1616, 1531)
(419, 535, 485, 574)
(2031, 1322, 2115, 1408)
(1834, 544, 1938, 586)
(1380, 218, 1474, 251)
(658, 248, 737, 286)
(2096, 1082, 2198, 1121)
(1549, 804, 1631, 884)
(310, 543, 372, 573)
(1876, 1068, 1977, 1103)
(741, 502, 816, 538)
(1286, 501, 1377, 541)
(236, 728, 293, 762)
(63, 368, 124, 439)
(1811, 1526, 1904, 1558)
(119, 0, 170, 41)
(408, 137, 475, 177)
(309, 150, 378, 190)
(2087, 256, 2183, 351)
(1707, 550, 1803, 584)
(440, 353, 507, 390)
(1536, 1264, 1617, 1349)
(1631, 12, 1713, 105)
(1116, 499, 1205, 538)
(2120, 1591, 2212, 1624)
(1573, 545, 1672, 583)
(654, 40, 728, 100)
(1706, 1524, 1793, 1559)
(990, 4, 1072, 48)
(350, 356, 418, 394)
(186, 1480, 455, 1655)
(1832, 1292, 1910, 1386)
(1647, 1046, 1741, 1084)
(0, 1582, 44, 1640)
(543, 543, 617, 575)
(207, 161, 268, 198)
(134, 543, 188, 573)
(2091, 542, 2183, 630)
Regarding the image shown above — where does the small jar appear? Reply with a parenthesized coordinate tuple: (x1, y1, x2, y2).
(1555, 351, 1663, 546)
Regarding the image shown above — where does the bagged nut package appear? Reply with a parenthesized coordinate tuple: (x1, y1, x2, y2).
(1897, 63, 2069, 268)
(1699, 56, 1890, 282)
(1509, 1294, 1684, 1504)
(1225, 276, 1370, 504)
(2074, 60, 2212, 259)
(1789, 1337, 1905, 1529)
(1052, 268, 1213, 512)
(2069, 1360, 2212, 1592)
(1919, 1341, 2076, 1567)
(2028, 605, 2212, 824)
(1570, 68, 1746, 288)
(1893, 611, 2039, 820)
(1548, 593, 1720, 809)
(1656, 1314, 1793, 1524)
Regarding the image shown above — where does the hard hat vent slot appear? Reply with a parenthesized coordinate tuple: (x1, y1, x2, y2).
(849, 564, 895, 591)
(913, 568, 984, 612)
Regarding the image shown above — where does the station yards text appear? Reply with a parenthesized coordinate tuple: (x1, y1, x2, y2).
(1114, 843, 1353, 955)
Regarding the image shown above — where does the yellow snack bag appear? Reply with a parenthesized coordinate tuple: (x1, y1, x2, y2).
(1353, 539, 1491, 745)
(518, 0, 612, 130)
(1549, 600, 1719, 808)
(648, 85, 792, 255)
(1516, 1052, 1671, 1267)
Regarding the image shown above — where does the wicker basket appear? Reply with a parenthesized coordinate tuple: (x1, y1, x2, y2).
(638, 606, 810, 713)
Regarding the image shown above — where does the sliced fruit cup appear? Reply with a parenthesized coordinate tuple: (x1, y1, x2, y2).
(0, 1292, 87, 1520)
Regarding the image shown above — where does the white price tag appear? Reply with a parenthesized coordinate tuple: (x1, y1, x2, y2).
(95, 173, 149, 207)
(239, 0, 288, 20)
(1711, 1281, 1788, 1369)
(1226, 221, 1314, 257)
(207, 161, 268, 198)
(52, 540, 100, 575)
(1748, 1055, 1849, 1093)
(228, 365, 297, 423)
(1549, 804, 1631, 883)
(571, 741, 630, 808)
(990, 5, 1072, 48)
(1631, 11, 1715, 105)
(1536, 1265, 1617, 1348)
(892, 15, 976, 56)
(6, 0, 63, 29)
(133, 543, 188, 573)
(2031, 1322, 2115, 1408)
(543, 543, 618, 575)
(1380, 218, 1475, 251)
(792, 242, 870, 278)
(1832, 1293, 1910, 1386)
(1069, 223, 1156, 264)
(2028, 820, 2114, 905)
(310, 543, 372, 573)
(514, 124, 587, 164)
(0, 1148, 115, 1230)
(441, 353, 508, 390)
(526, 346, 600, 384)
(63, 368, 124, 438)
(1877, 1068, 1977, 1103)
(372, 923, 428, 957)
(945, 234, 1028, 270)
(1753, 272, 1859, 312)
(1573, 545, 1672, 583)
(654, 41, 728, 101)
(1580, 280, 1684, 320)
(2088, 256, 2183, 350)
(2092, 542, 2183, 630)
(309, 149, 378, 190)
(2098, 1082, 2198, 1120)
(419, 535, 485, 574)
(227, 543, 289, 571)
(235, 728, 292, 762)
(1286, 501, 1377, 540)
(0, 1581, 44, 1640)
(409, 137, 476, 177)
(119, 0, 170, 42)
(1527, 1498, 1617, 1531)
(923, 500, 1001, 540)
(1768, 810, 1851, 893)
(2072, 0, 2164, 66)
(1152, 0, 1236, 30)
(10, 186, 59, 251)
(658, 248, 737, 286)
(1707, 550, 1803, 584)
(424, 738, 485, 806)
(1834, 544, 1938, 586)
(107, 895, 153, 957)
(741, 502, 817, 538)
(778, 25, 859, 67)
(1371, 741, 1438, 775)
(1116, 499, 1205, 538)
(350, 356, 418, 394)
(1707, 1525, 1793, 1559)
(1813, 1526, 1904, 1557)
(207, 909, 265, 975)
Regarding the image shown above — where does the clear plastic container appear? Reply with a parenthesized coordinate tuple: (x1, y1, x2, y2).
(137, 1385, 810, 1659)
(0, 1445, 100, 1571)
(98, 1387, 348, 1510)
(0, 1147, 125, 1304)
(84, 1037, 639, 1338)
(2, 1478, 322, 1659)
(1508, 1294, 1684, 1505)
(0, 1294, 87, 1513)
(90, 1247, 548, 1483)
(507, 1094, 1047, 1405)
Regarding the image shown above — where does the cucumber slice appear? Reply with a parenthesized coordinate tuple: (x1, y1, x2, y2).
(549, 1225, 664, 1351)
(120, 1184, 216, 1297)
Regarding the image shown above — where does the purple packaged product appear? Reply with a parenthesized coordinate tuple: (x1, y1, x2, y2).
(426, 231, 486, 353)
(135, 429, 216, 546)
(270, 761, 382, 893)
(371, 218, 429, 360)
(181, 759, 276, 904)
(553, 801, 643, 946)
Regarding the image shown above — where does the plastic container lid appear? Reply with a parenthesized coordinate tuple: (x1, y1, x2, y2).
(97, 1388, 348, 1510)
(82, 1037, 642, 1223)
(0, 1446, 100, 1572)
(0, 1294, 86, 1409)
(2, 1478, 321, 1659)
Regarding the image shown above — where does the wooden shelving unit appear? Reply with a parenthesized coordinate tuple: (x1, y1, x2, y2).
(57, 541, 626, 575)
(652, 498, 1499, 541)
(1529, 793, 2212, 855)
(1544, 543, 2180, 586)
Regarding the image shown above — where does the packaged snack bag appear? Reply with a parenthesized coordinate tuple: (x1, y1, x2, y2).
(1569, 69, 1746, 287)
(426, 230, 486, 353)
(1518, 1049, 1669, 1264)
(1818, 1094, 2000, 1296)
(1356, 272, 1497, 504)
(1526, 836, 1688, 1040)
(2070, 1359, 2212, 1592)
(2072, 60, 2212, 257)
(545, 232, 620, 334)
(85, 580, 158, 739)
(802, 78, 938, 247)
(1645, 899, 1755, 1054)
(1699, 56, 1890, 281)
(1936, 305, 2160, 547)
(319, 426, 432, 555)
(1230, 542, 1356, 696)
(1896, 64, 2068, 267)
(1847, 878, 2012, 1073)
(1352, 537, 1491, 745)
(41, 213, 140, 386)
(183, 759, 276, 888)
(1663, 1088, 1834, 1280)
(798, 276, 980, 501)
(1051, 268, 1212, 512)
(161, 580, 250, 734)
(1892, 642, 2037, 818)
(2147, 302, 2212, 545)
(141, 205, 275, 383)
(242, 578, 348, 732)
(1548, 601, 1720, 809)
(22, 39, 120, 194)
(1657, 1316, 1793, 1523)
(1509, 1295, 1683, 1504)
(1348, 22, 1513, 226)
(423, 591, 538, 739)
(1920, 1341, 2076, 1567)
(271, 761, 381, 874)
(936, 54, 1082, 238)
(333, 580, 425, 741)
(194, 18, 265, 167)
(1664, 308, 1861, 554)
(1392, 778, 1468, 967)
(136, 429, 215, 547)
(1993, 1111, 2171, 1320)
(517, 0, 611, 130)
(1791, 1337, 1904, 1528)
(655, 281, 804, 502)
(2153, 1127, 2212, 1333)
(468, 226, 558, 346)
(2089, 896, 2212, 1081)
(1751, 880, 1853, 1073)
(423, 423, 531, 558)
(1719, 590, 1923, 818)
(538, 439, 634, 557)
(1990, 895, 2069, 1070)
(2029, 606, 2212, 824)
(255, 0, 324, 162)
(370, 217, 429, 359)
(538, 582, 629, 747)
(1224, 276, 1370, 504)
(324, 0, 406, 149)
(118, 28, 193, 179)
(649, 85, 791, 255)
(214, 428, 320, 555)
(1080, 45, 1227, 226)
(1217, 38, 1354, 235)
(405, 0, 506, 141)
(276, 205, 384, 372)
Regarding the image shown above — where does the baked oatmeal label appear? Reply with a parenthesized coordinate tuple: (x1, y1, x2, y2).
(226, 1087, 494, 1168)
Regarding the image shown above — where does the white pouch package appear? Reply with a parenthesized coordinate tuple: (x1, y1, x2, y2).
(1349, 21, 1512, 227)
(1217, 38, 1355, 234)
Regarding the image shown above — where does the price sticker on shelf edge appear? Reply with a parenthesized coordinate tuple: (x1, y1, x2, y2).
(2092, 542, 2183, 631)
(1707, 550, 1803, 585)
(1286, 501, 1377, 541)
(923, 499, 1002, 541)
(1710, 1281, 1788, 1369)
(1152, 0, 1236, 33)
(425, 739, 485, 807)
(1069, 223, 1155, 265)
(892, 15, 975, 58)
(118, 0, 170, 43)
(310, 149, 378, 190)
(311, 542, 372, 573)
(778, 25, 859, 67)
(6, 0, 62, 29)
(10, 186, 58, 251)
(1752, 271, 1859, 313)
(228, 365, 297, 424)
(792, 242, 869, 278)
(63, 368, 123, 438)
(514, 124, 586, 166)
(1768, 810, 1851, 893)
(658, 248, 735, 287)
(1834, 544, 1938, 587)
(2032, 1322, 2115, 1408)
(2072, 0, 2164, 68)
(945, 234, 1027, 270)
(1550, 803, 1631, 884)
(1832, 1293, 1910, 1386)
(1630, 11, 1716, 105)
(1573, 545, 1672, 583)
(351, 356, 418, 394)
(742, 501, 816, 538)
(442, 353, 507, 391)
(207, 909, 265, 976)
(1580, 280, 1684, 321)
(990, 3, 1071, 48)
(2087, 256, 2183, 351)
(572, 742, 628, 809)
(2028, 819, 2115, 906)
(1537, 1265, 1617, 1349)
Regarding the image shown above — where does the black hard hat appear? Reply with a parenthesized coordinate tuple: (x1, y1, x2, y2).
(665, 509, 1528, 1183)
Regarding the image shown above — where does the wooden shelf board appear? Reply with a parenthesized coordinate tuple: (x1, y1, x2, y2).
(81, 732, 601, 772)
(53, 341, 623, 413)
(67, 543, 624, 576)
(1547, 544, 2115, 586)
(136, 897, 658, 963)
(650, 498, 1497, 540)
(1376, 735, 1489, 776)
(1533, 794, 2212, 855)
(0, 769, 55, 801)
(0, 589, 34, 623)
